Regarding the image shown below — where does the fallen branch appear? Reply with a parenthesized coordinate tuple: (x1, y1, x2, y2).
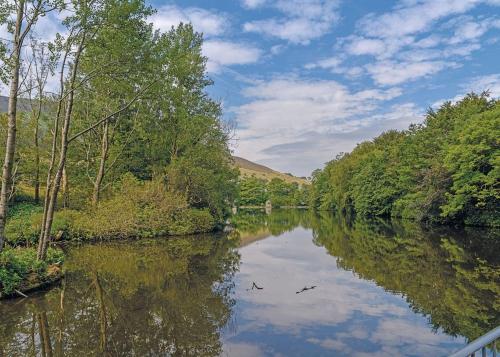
(15, 289, 28, 298)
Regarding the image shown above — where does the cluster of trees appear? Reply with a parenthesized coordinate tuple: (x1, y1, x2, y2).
(0, 0, 237, 262)
(237, 176, 309, 207)
(310, 94, 499, 227)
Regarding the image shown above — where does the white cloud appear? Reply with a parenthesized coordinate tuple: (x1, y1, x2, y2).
(331, 0, 500, 86)
(465, 73, 500, 97)
(358, 0, 480, 39)
(305, 56, 364, 78)
(449, 17, 500, 43)
(151, 5, 229, 37)
(203, 40, 262, 73)
(432, 73, 500, 108)
(345, 37, 387, 56)
(232, 77, 417, 175)
(241, 0, 266, 9)
(366, 60, 457, 86)
(243, 0, 340, 44)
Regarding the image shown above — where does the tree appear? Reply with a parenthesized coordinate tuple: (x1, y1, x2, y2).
(0, 0, 62, 252)
(310, 93, 499, 227)
(70, 0, 154, 205)
(238, 176, 267, 206)
(37, 0, 157, 260)
(442, 102, 500, 226)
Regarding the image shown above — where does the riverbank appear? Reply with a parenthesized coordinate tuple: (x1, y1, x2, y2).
(1, 179, 226, 299)
(1, 204, 217, 299)
(0, 247, 64, 298)
(5, 178, 220, 248)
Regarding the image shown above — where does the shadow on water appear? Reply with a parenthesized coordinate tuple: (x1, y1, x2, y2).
(0, 209, 498, 356)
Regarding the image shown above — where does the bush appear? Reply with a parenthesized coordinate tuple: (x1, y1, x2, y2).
(64, 175, 216, 240)
(5, 203, 78, 247)
(5, 203, 42, 247)
(0, 247, 64, 295)
(4, 175, 219, 245)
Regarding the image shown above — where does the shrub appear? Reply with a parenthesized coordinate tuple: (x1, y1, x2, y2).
(64, 175, 216, 240)
(5, 203, 79, 247)
(0, 247, 64, 295)
(5, 203, 42, 247)
(4, 175, 219, 245)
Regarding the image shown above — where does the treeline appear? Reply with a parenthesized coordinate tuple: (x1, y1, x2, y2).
(310, 94, 499, 227)
(0, 0, 236, 293)
(237, 176, 309, 207)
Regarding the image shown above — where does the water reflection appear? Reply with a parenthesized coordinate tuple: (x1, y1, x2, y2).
(226, 209, 499, 356)
(0, 210, 498, 356)
(0, 235, 239, 356)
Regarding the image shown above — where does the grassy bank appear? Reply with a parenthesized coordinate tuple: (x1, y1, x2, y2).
(1, 177, 224, 298)
(0, 247, 63, 297)
(6, 177, 217, 248)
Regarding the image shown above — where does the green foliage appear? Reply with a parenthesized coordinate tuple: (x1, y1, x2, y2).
(5, 203, 42, 247)
(237, 176, 309, 207)
(2, 2, 237, 255)
(56, 175, 215, 240)
(442, 103, 500, 226)
(0, 247, 63, 295)
(311, 93, 500, 226)
(238, 177, 267, 206)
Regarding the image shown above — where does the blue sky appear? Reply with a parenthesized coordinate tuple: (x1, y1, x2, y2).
(2, 0, 499, 176)
(149, 0, 500, 176)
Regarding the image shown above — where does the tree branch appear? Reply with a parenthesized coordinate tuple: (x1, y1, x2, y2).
(67, 80, 158, 143)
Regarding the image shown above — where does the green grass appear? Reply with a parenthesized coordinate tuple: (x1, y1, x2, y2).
(0, 247, 64, 295)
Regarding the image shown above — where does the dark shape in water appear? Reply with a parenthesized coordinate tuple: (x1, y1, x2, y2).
(296, 285, 317, 294)
(247, 281, 263, 290)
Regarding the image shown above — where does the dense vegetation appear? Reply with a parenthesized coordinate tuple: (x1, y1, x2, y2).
(310, 94, 499, 227)
(0, 0, 237, 295)
(237, 176, 309, 207)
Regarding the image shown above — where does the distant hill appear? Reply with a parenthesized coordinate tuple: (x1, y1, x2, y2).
(232, 156, 309, 185)
(0, 96, 8, 112)
(0, 95, 33, 113)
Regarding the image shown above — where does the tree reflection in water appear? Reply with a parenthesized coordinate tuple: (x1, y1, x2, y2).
(232, 209, 499, 342)
(0, 210, 498, 355)
(0, 234, 240, 356)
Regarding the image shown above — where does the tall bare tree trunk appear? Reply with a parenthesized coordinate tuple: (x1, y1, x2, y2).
(32, 81, 44, 204)
(92, 120, 109, 205)
(38, 35, 84, 261)
(0, 1, 24, 252)
(30, 86, 43, 205)
(38, 49, 69, 260)
(34, 117, 41, 203)
(62, 166, 69, 208)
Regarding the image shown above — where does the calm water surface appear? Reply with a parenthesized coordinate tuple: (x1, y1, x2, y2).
(0, 209, 498, 356)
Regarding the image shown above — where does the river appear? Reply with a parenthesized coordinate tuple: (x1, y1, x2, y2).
(0, 209, 498, 356)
